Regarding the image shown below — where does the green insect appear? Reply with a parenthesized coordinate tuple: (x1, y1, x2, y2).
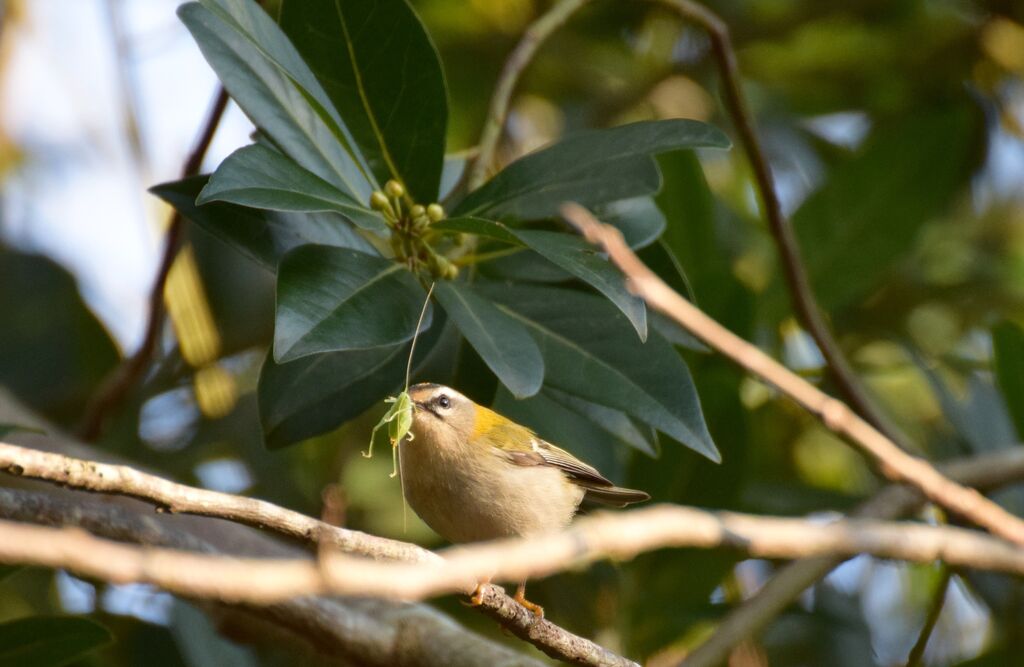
(362, 281, 434, 480)
(364, 391, 414, 479)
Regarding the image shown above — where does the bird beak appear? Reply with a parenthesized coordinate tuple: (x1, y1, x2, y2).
(412, 400, 439, 419)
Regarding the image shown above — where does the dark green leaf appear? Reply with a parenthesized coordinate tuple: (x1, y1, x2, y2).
(153, 177, 377, 271)
(179, 0, 375, 201)
(453, 119, 730, 220)
(0, 616, 112, 667)
(545, 388, 658, 456)
(493, 388, 627, 477)
(597, 196, 666, 249)
(478, 283, 718, 461)
(198, 144, 386, 233)
(274, 246, 430, 361)
(790, 103, 981, 310)
(280, 0, 447, 202)
(434, 282, 543, 398)
(993, 320, 1024, 441)
(0, 565, 21, 582)
(259, 316, 444, 448)
(435, 217, 647, 340)
(0, 247, 120, 426)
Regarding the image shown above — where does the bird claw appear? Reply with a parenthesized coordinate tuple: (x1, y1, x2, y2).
(513, 590, 545, 618)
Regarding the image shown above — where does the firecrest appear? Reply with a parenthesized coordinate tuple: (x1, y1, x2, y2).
(400, 382, 649, 615)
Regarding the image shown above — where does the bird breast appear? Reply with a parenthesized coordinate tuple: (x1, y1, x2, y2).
(399, 435, 585, 544)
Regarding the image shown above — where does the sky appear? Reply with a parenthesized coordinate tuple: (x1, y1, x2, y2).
(1, 0, 252, 351)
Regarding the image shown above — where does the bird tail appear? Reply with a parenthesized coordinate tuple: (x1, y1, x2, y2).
(582, 485, 650, 507)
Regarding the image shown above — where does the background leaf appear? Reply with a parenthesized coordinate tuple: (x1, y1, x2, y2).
(274, 246, 431, 361)
(453, 120, 730, 220)
(434, 282, 543, 399)
(0, 247, 119, 427)
(991, 320, 1024, 441)
(785, 103, 982, 311)
(280, 0, 448, 202)
(0, 616, 112, 667)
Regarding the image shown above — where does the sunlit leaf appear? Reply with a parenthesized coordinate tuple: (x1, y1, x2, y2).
(179, 0, 375, 201)
(152, 177, 378, 271)
(280, 0, 447, 202)
(453, 120, 730, 221)
(198, 144, 386, 233)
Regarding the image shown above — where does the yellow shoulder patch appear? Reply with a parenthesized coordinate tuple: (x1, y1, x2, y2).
(471, 405, 506, 439)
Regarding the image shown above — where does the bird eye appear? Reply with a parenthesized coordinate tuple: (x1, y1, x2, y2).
(437, 395, 451, 409)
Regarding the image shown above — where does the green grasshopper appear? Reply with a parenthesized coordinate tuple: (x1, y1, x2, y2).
(363, 281, 434, 480)
(364, 391, 413, 479)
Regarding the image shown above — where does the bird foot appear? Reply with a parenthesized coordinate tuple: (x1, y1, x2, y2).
(463, 581, 489, 607)
(513, 589, 545, 618)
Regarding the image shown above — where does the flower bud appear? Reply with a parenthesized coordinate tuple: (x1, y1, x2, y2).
(410, 204, 426, 219)
(370, 191, 390, 211)
(426, 203, 445, 222)
(385, 180, 405, 199)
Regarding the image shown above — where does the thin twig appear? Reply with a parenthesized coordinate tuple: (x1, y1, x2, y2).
(679, 449, 1024, 667)
(77, 87, 229, 441)
(659, 0, 909, 447)
(464, 0, 590, 192)
(905, 566, 953, 667)
(0, 441, 632, 667)
(561, 203, 1024, 546)
(3, 505, 1024, 606)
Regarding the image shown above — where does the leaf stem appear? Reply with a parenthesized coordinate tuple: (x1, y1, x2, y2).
(464, 0, 590, 193)
(453, 247, 524, 267)
(405, 282, 436, 391)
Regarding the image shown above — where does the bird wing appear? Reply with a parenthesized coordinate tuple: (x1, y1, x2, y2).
(502, 437, 650, 507)
(503, 437, 612, 487)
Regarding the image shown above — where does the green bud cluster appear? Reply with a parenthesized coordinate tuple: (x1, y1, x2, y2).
(368, 179, 456, 280)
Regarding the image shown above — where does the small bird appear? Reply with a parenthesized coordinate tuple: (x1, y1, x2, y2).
(400, 382, 650, 616)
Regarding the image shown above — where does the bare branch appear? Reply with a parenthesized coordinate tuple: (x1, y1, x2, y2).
(561, 203, 1024, 546)
(659, 0, 909, 446)
(464, 0, 590, 192)
(680, 448, 1024, 667)
(3, 503, 1024, 607)
(0, 441, 634, 667)
(0, 488, 545, 667)
(77, 87, 230, 441)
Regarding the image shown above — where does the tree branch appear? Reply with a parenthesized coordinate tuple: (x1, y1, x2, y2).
(659, 0, 909, 446)
(561, 203, 1024, 546)
(679, 447, 1024, 667)
(0, 441, 634, 667)
(0, 488, 545, 667)
(464, 0, 590, 192)
(77, 87, 230, 441)
(3, 501, 1024, 605)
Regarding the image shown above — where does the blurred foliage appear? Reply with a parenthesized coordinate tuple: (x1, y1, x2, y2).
(1, 0, 1024, 665)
